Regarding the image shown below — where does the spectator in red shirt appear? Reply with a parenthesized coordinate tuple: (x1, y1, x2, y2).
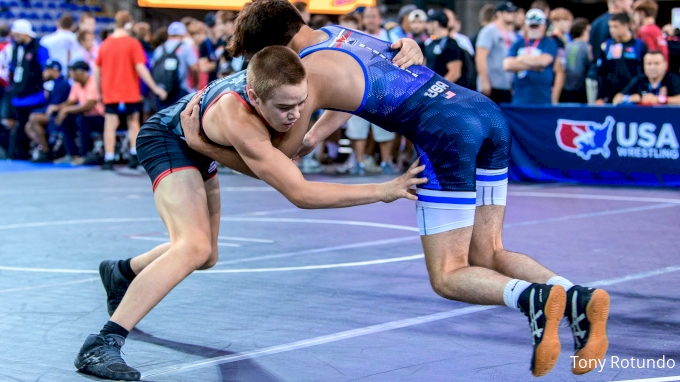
(93, 11, 167, 170)
(633, 0, 668, 62)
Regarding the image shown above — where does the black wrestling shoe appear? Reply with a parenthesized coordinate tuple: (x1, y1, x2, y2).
(127, 155, 139, 169)
(99, 260, 131, 316)
(102, 160, 114, 170)
(518, 283, 566, 377)
(74, 334, 140, 381)
(567, 285, 610, 375)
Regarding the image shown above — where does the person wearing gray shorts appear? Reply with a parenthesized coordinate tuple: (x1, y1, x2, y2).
(345, 115, 396, 175)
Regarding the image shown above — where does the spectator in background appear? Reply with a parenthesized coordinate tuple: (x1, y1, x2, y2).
(472, 4, 496, 48)
(220, 10, 236, 42)
(41, 14, 76, 78)
(504, 9, 558, 104)
(665, 26, 680, 76)
(562, 18, 592, 103)
(613, 50, 680, 105)
(187, 21, 209, 90)
(153, 22, 198, 109)
(0, 23, 10, 158)
(198, 12, 227, 83)
(131, 22, 155, 122)
(362, 6, 390, 41)
(662, 24, 675, 38)
(100, 23, 114, 41)
(293, 2, 311, 25)
(180, 17, 196, 28)
(77, 12, 96, 35)
(310, 15, 331, 30)
(444, 9, 474, 56)
(388, 4, 417, 42)
(220, 12, 245, 74)
(588, 0, 634, 103)
(530, 0, 551, 18)
(151, 26, 168, 50)
(180, 17, 197, 47)
(132, 22, 152, 52)
(550, 8, 573, 45)
(514, 8, 526, 34)
(596, 13, 647, 103)
(424, 9, 475, 90)
(548, 8, 571, 103)
(408, 10, 429, 47)
(71, 30, 97, 69)
(633, 0, 668, 62)
(94, 10, 167, 170)
(23, 59, 70, 162)
(476, 1, 517, 104)
(339, 13, 360, 30)
(54, 61, 104, 165)
(8, 19, 49, 160)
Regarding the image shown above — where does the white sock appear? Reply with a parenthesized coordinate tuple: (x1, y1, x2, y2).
(503, 279, 532, 310)
(129, 147, 137, 155)
(546, 276, 575, 291)
(104, 152, 115, 161)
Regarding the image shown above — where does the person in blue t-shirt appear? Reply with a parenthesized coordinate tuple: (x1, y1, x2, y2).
(503, 9, 558, 104)
(24, 59, 71, 162)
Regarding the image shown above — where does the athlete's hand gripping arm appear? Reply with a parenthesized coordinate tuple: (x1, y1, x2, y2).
(391, 39, 424, 69)
(294, 110, 352, 160)
(180, 94, 259, 178)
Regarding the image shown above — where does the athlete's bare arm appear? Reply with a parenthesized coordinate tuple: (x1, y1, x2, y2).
(192, 92, 426, 208)
(294, 110, 352, 159)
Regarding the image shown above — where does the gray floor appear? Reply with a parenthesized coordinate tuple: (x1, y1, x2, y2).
(1, 165, 679, 382)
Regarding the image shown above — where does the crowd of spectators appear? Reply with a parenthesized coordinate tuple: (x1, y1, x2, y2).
(0, 0, 678, 175)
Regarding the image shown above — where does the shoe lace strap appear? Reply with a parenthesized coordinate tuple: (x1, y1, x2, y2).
(96, 337, 126, 364)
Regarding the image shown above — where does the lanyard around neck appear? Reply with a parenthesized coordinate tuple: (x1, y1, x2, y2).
(524, 38, 541, 55)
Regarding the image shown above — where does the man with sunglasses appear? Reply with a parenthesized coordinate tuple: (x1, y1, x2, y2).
(503, 9, 559, 104)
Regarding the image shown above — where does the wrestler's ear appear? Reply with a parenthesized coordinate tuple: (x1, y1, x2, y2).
(247, 87, 260, 106)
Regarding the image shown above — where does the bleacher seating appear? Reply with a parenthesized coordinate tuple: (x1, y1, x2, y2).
(0, 0, 111, 37)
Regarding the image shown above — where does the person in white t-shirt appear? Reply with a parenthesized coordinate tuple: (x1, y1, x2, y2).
(444, 8, 475, 56)
(70, 30, 98, 70)
(41, 14, 78, 77)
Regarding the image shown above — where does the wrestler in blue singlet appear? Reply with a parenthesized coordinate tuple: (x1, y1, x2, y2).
(299, 26, 511, 234)
(300, 26, 510, 192)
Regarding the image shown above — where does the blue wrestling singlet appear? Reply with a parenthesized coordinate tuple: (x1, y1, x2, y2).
(299, 25, 510, 193)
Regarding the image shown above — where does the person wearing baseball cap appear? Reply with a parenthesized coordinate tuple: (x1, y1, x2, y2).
(388, 4, 418, 42)
(424, 9, 475, 90)
(24, 58, 72, 162)
(503, 9, 559, 104)
(408, 9, 429, 45)
(152, 21, 199, 109)
(475, 2, 518, 104)
(7, 18, 50, 159)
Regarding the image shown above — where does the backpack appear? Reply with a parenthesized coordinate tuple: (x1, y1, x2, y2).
(152, 42, 182, 98)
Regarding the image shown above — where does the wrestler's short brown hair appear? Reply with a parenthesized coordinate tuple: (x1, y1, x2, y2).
(228, 0, 305, 57)
(246, 46, 306, 100)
